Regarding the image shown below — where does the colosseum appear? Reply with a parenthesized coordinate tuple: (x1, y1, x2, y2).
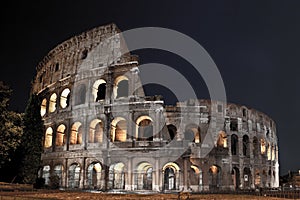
(32, 23, 279, 192)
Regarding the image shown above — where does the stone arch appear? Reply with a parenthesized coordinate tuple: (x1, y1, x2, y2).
(243, 167, 252, 189)
(109, 162, 126, 189)
(260, 138, 266, 154)
(44, 127, 53, 148)
(167, 124, 177, 140)
(49, 93, 57, 113)
(89, 119, 104, 143)
(68, 163, 81, 188)
(136, 116, 153, 141)
(190, 165, 203, 190)
(231, 167, 240, 190)
(53, 164, 64, 187)
(40, 98, 47, 117)
(242, 135, 250, 156)
(217, 130, 227, 148)
(254, 169, 261, 187)
(185, 124, 201, 143)
(209, 165, 221, 190)
(86, 162, 102, 189)
(92, 79, 106, 102)
(56, 124, 66, 146)
(267, 142, 272, 160)
(60, 88, 70, 108)
(114, 75, 129, 98)
(70, 122, 83, 145)
(162, 162, 180, 190)
(135, 162, 153, 190)
(42, 165, 51, 185)
(231, 134, 239, 155)
(111, 117, 127, 142)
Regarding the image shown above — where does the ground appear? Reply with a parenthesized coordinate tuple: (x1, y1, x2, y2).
(0, 191, 291, 200)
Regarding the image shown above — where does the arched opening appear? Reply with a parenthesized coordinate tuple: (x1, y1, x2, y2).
(114, 76, 129, 98)
(68, 163, 80, 188)
(209, 165, 221, 190)
(255, 169, 261, 187)
(136, 116, 153, 141)
(44, 127, 53, 148)
(87, 162, 102, 189)
(243, 167, 252, 189)
(75, 84, 86, 105)
(260, 138, 266, 154)
(92, 79, 106, 102)
(111, 117, 127, 142)
(267, 143, 272, 160)
(217, 131, 227, 148)
(109, 162, 125, 189)
(271, 145, 275, 161)
(49, 93, 57, 113)
(184, 124, 201, 143)
(70, 122, 82, 145)
(253, 137, 259, 157)
(40, 98, 47, 117)
(231, 167, 240, 190)
(60, 88, 70, 108)
(242, 135, 250, 156)
(231, 134, 239, 155)
(135, 162, 153, 190)
(167, 124, 177, 140)
(53, 165, 64, 187)
(56, 124, 66, 146)
(42, 165, 50, 185)
(89, 119, 103, 143)
(163, 162, 180, 190)
(190, 165, 203, 190)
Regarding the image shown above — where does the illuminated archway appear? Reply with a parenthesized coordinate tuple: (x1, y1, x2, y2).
(56, 124, 66, 146)
(44, 127, 53, 148)
(89, 119, 103, 143)
(60, 88, 70, 108)
(185, 124, 201, 143)
(217, 131, 227, 148)
(111, 117, 127, 142)
(113, 75, 129, 98)
(49, 93, 57, 113)
(40, 98, 47, 117)
(68, 163, 80, 188)
(136, 116, 153, 141)
(87, 162, 102, 189)
(70, 122, 82, 145)
(109, 162, 125, 189)
(92, 79, 106, 102)
(135, 162, 153, 190)
(163, 162, 180, 190)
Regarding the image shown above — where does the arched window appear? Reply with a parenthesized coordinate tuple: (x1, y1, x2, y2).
(243, 167, 252, 189)
(42, 165, 50, 185)
(114, 76, 129, 98)
(70, 122, 82, 145)
(136, 116, 153, 141)
(49, 93, 57, 113)
(184, 124, 201, 143)
(260, 138, 266, 154)
(109, 162, 125, 189)
(56, 124, 66, 146)
(167, 124, 177, 140)
(163, 162, 180, 190)
(89, 119, 103, 143)
(87, 162, 102, 189)
(68, 163, 80, 188)
(217, 131, 227, 148)
(75, 84, 86, 105)
(44, 127, 53, 148)
(209, 165, 221, 190)
(231, 167, 240, 190)
(231, 134, 238, 155)
(243, 135, 250, 156)
(92, 79, 106, 102)
(111, 117, 127, 142)
(135, 162, 153, 190)
(60, 88, 70, 108)
(40, 98, 47, 117)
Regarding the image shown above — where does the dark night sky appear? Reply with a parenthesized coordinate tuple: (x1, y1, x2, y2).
(0, 0, 299, 175)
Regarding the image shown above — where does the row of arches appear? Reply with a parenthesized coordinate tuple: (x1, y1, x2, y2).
(40, 75, 130, 117)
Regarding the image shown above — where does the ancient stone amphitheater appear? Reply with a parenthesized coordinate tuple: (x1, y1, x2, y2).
(32, 23, 279, 192)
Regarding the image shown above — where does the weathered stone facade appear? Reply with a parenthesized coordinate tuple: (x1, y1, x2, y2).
(32, 23, 279, 192)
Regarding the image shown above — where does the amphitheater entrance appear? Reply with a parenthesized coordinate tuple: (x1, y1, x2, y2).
(109, 162, 125, 190)
(135, 162, 153, 190)
(209, 165, 221, 191)
(163, 162, 180, 191)
(68, 163, 81, 188)
(53, 165, 64, 187)
(231, 167, 240, 190)
(87, 162, 102, 189)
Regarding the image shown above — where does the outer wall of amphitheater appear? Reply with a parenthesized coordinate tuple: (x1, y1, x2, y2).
(32, 23, 279, 192)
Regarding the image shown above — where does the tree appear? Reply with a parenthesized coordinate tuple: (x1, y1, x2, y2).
(20, 93, 44, 184)
(0, 81, 23, 181)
